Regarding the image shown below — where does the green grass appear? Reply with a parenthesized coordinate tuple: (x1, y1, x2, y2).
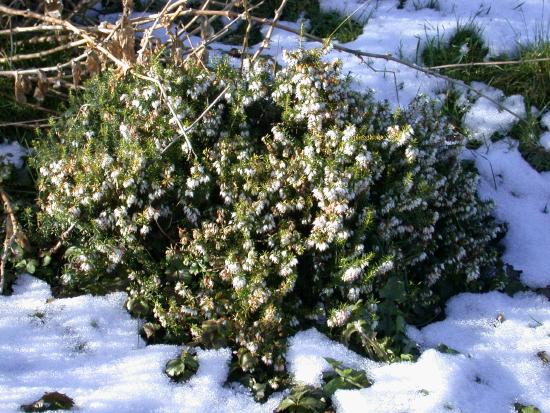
(253, 0, 364, 43)
(421, 23, 550, 170)
(308, 9, 364, 43)
(422, 22, 489, 72)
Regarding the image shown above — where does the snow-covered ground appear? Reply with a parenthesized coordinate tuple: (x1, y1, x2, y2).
(1, 275, 548, 413)
(1, 0, 549, 412)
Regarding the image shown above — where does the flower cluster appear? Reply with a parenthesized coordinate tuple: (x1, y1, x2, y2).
(33, 48, 504, 397)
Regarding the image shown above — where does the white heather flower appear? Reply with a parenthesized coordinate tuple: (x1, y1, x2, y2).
(232, 276, 247, 290)
(327, 308, 351, 328)
(109, 248, 124, 264)
(343, 266, 362, 282)
(347, 287, 360, 302)
(377, 259, 394, 275)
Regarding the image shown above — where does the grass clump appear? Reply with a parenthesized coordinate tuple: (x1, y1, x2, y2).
(422, 22, 489, 73)
(423, 25, 550, 170)
(253, 0, 364, 43)
(32, 47, 505, 399)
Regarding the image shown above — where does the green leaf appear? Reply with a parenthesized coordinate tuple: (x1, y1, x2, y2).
(299, 396, 326, 411)
(42, 255, 52, 267)
(275, 398, 296, 411)
(275, 386, 326, 413)
(21, 391, 75, 412)
(379, 276, 406, 301)
(26, 261, 36, 274)
(514, 403, 541, 413)
(323, 376, 351, 395)
(435, 344, 460, 355)
(164, 350, 199, 383)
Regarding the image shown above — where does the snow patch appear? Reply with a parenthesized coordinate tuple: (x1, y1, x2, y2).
(0, 141, 26, 168)
(0, 274, 281, 413)
(332, 291, 549, 413)
(465, 140, 550, 288)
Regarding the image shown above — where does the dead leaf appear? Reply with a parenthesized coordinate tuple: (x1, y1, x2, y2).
(109, 15, 136, 64)
(123, 0, 134, 14)
(1, 188, 31, 252)
(14, 73, 27, 104)
(33, 70, 49, 102)
(71, 60, 82, 87)
(44, 0, 63, 18)
(85, 51, 101, 76)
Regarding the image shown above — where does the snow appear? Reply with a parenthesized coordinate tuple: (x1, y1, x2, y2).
(286, 328, 376, 386)
(2, 276, 548, 412)
(542, 112, 550, 130)
(0, 141, 26, 168)
(461, 139, 550, 288)
(540, 132, 550, 151)
(540, 112, 550, 150)
(463, 83, 526, 141)
(0, 274, 282, 413)
(333, 291, 549, 413)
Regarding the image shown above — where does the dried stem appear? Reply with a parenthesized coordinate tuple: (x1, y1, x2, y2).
(429, 57, 550, 70)
(251, 0, 287, 62)
(0, 4, 129, 71)
(0, 38, 87, 64)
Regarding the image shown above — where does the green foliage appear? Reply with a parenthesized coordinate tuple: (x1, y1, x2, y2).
(322, 358, 371, 395)
(397, 0, 408, 9)
(252, 0, 318, 21)
(483, 41, 550, 110)
(308, 10, 364, 43)
(275, 386, 328, 413)
(20, 392, 75, 412)
(513, 110, 550, 172)
(33, 47, 504, 398)
(514, 403, 541, 413)
(435, 343, 460, 355)
(164, 349, 199, 382)
(253, 0, 363, 43)
(422, 23, 489, 72)
(276, 358, 370, 412)
(423, 26, 550, 171)
(413, 0, 440, 11)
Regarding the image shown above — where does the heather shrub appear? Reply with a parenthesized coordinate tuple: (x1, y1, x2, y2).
(33, 48, 503, 397)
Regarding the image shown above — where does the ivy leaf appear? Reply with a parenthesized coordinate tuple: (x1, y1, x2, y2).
(275, 386, 327, 413)
(42, 255, 52, 267)
(299, 397, 327, 411)
(323, 376, 351, 395)
(324, 357, 343, 370)
(164, 350, 199, 383)
(25, 260, 37, 274)
(276, 398, 297, 411)
(379, 277, 406, 302)
(435, 344, 460, 355)
(514, 403, 541, 413)
(322, 357, 371, 395)
(536, 351, 548, 365)
(20, 391, 75, 412)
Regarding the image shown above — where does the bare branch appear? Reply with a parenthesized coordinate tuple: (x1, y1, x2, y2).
(252, 0, 287, 62)
(0, 38, 86, 64)
(429, 57, 550, 70)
